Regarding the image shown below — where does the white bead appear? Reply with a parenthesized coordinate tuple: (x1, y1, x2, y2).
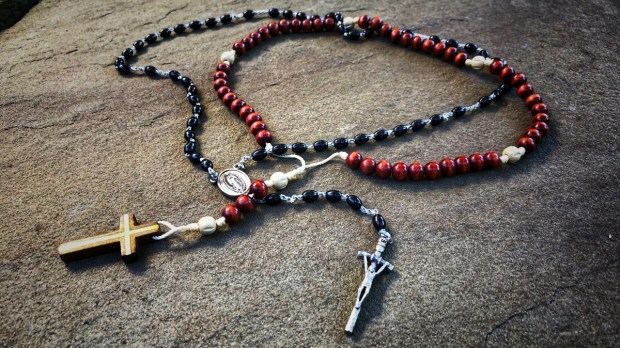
(500, 155, 509, 164)
(343, 17, 356, 27)
(484, 57, 494, 66)
(469, 56, 485, 70)
(502, 146, 523, 163)
(198, 216, 216, 235)
(220, 50, 236, 64)
(216, 217, 227, 228)
(270, 171, 288, 190)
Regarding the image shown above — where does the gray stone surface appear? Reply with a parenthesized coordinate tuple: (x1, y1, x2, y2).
(0, 0, 618, 346)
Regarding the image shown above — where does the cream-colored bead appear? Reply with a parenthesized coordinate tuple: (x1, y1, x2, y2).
(220, 50, 236, 64)
(215, 217, 227, 229)
(484, 57, 494, 66)
(270, 171, 288, 190)
(198, 216, 217, 235)
(343, 16, 356, 27)
(467, 56, 486, 70)
(500, 155, 509, 164)
(502, 146, 525, 163)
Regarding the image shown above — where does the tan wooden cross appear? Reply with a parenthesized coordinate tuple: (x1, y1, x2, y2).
(58, 213, 161, 262)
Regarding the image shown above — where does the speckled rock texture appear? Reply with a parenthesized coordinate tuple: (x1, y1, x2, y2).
(0, 0, 618, 347)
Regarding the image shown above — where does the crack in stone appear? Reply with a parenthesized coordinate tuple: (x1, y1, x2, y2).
(483, 258, 619, 347)
(156, 4, 189, 24)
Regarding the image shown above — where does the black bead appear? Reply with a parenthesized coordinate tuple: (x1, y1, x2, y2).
(372, 214, 386, 231)
(122, 48, 134, 58)
(346, 195, 363, 210)
(145, 33, 158, 44)
(393, 125, 408, 136)
(479, 49, 490, 58)
(133, 40, 144, 51)
(479, 96, 492, 108)
(189, 21, 202, 30)
(325, 190, 342, 203)
(187, 117, 198, 127)
(464, 43, 477, 54)
(354, 134, 370, 145)
(296, 12, 307, 20)
(445, 39, 458, 47)
(243, 9, 255, 19)
(265, 193, 282, 206)
(187, 153, 202, 164)
(430, 114, 443, 126)
(184, 130, 195, 141)
(220, 14, 232, 24)
(497, 83, 512, 95)
(302, 190, 319, 203)
(268, 8, 280, 18)
(313, 140, 328, 152)
(187, 85, 197, 94)
(205, 18, 217, 27)
(184, 141, 196, 154)
(160, 28, 172, 37)
(429, 35, 441, 43)
(310, 14, 321, 21)
(374, 129, 389, 141)
(291, 142, 308, 154)
(410, 119, 427, 131)
(168, 70, 180, 80)
(114, 58, 129, 74)
(451, 106, 466, 118)
(187, 95, 199, 105)
(252, 149, 267, 161)
(144, 66, 156, 76)
(344, 31, 361, 41)
(174, 24, 186, 33)
(325, 12, 336, 19)
(200, 159, 213, 171)
(334, 13, 343, 22)
(272, 144, 288, 155)
(192, 105, 202, 115)
(333, 138, 348, 149)
(282, 10, 294, 19)
(181, 77, 192, 87)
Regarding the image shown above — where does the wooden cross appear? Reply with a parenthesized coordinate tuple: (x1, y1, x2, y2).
(58, 213, 161, 262)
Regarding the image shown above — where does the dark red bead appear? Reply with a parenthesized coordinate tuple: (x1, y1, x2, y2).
(256, 129, 272, 145)
(239, 105, 254, 119)
(489, 59, 504, 75)
(245, 112, 262, 126)
(249, 121, 266, 135)
(533, 113, 549, 124)
(421, 39, 434, 53)
(517, 83, 534, 98)
(531, 103, 548, 115)
(369, 17, 383, 31)
(290, 19, 301, 32)
(411, 35, 422, 50)
(379, 23, 392, 37)
(230, 99, 246, 114)
(279, 19, 290, 33)
(439, 158, 455, 177)
(216, 62, 230, 74)
(324, 18, 335, 31)
(235, 194, 254, 213)
(259, 26, 271, 40)
(232, 41, 246, 55)
(214, 78, 228, 90)
(213, 71, 228, 80)
(468, 153, 485, 171)
(301, 19, 312, 32)
(250, 31, 262, 44)
(525, 128, 542, 143)
(500, 66, 515, 81)
(376, 160, 392, 179)
(312, 18, 323, 31)
(533, 121, 549, 136)
(454, 52, 467, 67)
(525, 93, 543, 108)
(443, 46, 457, 61)
(249, 180, 269, 199)
(217, 86, 231, 99)
(392, 162, 408, 181)
(242, 36, 254, 49)
(222, 92, 238, 106)
(400, 32, 413, 47)
(408, 162, 424, 181)
(511, 72, 527, 87)
(358, 15, 370, 28)
(433, 42, 446, 57)
(517, 136, 536, 152)
(346, 152, 363, 169)
(360, 158, 376, 176)
(221, 204, 241, 224)
(454, 156, 470, 174)
(483, 152, 501, 169)
(390, 28, 401, 43)
(424, 161, 441, 180)
(268, 22, 280, 35)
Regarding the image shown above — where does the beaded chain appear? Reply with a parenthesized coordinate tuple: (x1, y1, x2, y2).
(65, 7, 551, 335)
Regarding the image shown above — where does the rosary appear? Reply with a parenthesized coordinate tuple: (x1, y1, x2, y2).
(57, 8, 550, 334)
